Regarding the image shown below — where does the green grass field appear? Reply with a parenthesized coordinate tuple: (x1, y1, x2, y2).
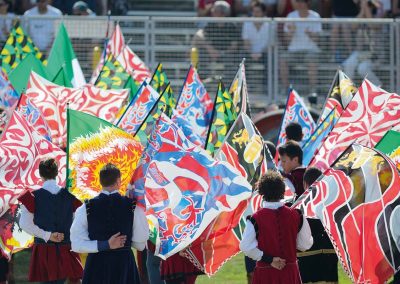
(11, 250, 352, 284)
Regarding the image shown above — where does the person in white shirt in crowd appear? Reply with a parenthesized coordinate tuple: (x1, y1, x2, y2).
(240, 170, 313, 284)
(0, 0, 14, 44)
(24, 0, 62, 53)
(70, 163, 149, 284)
(242, 1, 270, 62)
(18, 158, 83, 284)
(279, 0, 322, 94)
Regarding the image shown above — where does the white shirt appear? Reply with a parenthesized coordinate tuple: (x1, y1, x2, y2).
(24, 5, 62, 51)
(239, 201, 313, 261)
(19, 179, 61, 242)
(284, 10, 322, 53)
(70, 190, 149, 253)
(242, 21, 270, 54)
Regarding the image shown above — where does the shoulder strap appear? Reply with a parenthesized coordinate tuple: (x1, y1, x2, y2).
(295, 209, 304, 233)
(246, 215, 259, 239)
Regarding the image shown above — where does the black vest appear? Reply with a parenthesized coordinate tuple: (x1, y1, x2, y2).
(86, 193, 134, 246)
(33, 188, 75, 243)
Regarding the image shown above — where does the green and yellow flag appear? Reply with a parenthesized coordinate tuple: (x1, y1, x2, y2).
(67, 109, 143, 201)
(95, 55, 140, 102)
(206, 81, 237, 155)
(0, 22, 46, 74)
(150, 63, 172, 96)
(375, 129, 400, 170)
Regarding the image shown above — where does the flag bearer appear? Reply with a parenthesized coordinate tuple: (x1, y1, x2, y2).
(240, 171, 313, 284)
(18, 158, 83, 283)
(70, 163, 149, 284)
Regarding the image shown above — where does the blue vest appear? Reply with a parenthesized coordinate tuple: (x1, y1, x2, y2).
(86, 193, 134, 246)
(33, 188, 75, 243)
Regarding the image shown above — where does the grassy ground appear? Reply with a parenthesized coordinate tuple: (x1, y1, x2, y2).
(196, 253, 352, 284)
(12, 250, 352, 284)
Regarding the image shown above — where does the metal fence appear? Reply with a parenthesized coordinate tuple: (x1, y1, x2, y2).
(1, 16, 399, 107)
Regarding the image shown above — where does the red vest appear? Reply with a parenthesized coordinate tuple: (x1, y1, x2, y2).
(251, 206, 302, 284)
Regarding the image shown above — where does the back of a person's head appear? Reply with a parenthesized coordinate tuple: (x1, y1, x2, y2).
(99, 163, 121, 187)
(285, 122, 303, 142)
(39, 158, 58, 180)
(278, 140, 303, 164)
(264, 140, 276, 158)
(303, 166, 322, 188)
(257, 170, 285, 202)
(212, 1, 231, 17)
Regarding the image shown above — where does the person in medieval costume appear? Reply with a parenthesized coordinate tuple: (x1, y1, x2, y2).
(70, 163, 149, 284)
(240, 170, 313, 284)
(18, 158, 83, 283)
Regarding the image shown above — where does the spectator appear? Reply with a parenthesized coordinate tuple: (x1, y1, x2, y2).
(242, 1, 270, 63)
(330, 0, 360, 62)
(393, 0, 400, 17)
(72, 1, 96, 16)
(342, 0, 382, 86)
(0, 0, 14, 44)
(198, 0, 234, 16)
(277, 0, 294, 16)
(24, 0, 62, 53)
(279, 0, 322, 93)
(236, 0, 278, 16)
(192, 1, 241, 78)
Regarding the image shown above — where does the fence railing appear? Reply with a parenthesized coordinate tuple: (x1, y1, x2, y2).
(1, 16, 399, 107)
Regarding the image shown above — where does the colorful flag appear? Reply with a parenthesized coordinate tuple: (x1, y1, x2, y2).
(144, 113, 251, 258)
(0, 110, 66, 191)
(175, 66, 213, 147)
(206, 81, 237, 155)
(17, 96, 52, 141)
(22, 72, 128, 147)
(295, 143, 400, 283)
(318, 70, 357, 124)
(160, 84, 176, 118)
(216, 112, 268, 185)
(0, 202, 33, 260)
(228, 61, 251, 117)
(150, 63, 172, 96)
(181, 112, 265, 275)
(375, 130, 400, 170)
(116, 46, 151, 84)
(276, 89, 317, 148)
(91, 23, 125, 82)
(0, 70, 19, 108)
(0, 22, 45, 74)
(171, 110, 204, 147)
(117, 81, 161, 136)
(302, 108, 339, 166)
(8, 53, 48, 95)
(67, 109, 143, 201)
(310, 79, 400, 171)
(47, 23, 85, 87)
(94, 55, 140, 101)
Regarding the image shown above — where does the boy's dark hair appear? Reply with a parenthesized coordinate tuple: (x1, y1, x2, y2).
(285, 122, 303, 142)
(257, 171, 285, 201)
(278, 140, 303, 164)
(265, 141, 276, 158)
(39, 158, 58, 180)
(99, 163, 121, 187)
(303, 167, 322, 188)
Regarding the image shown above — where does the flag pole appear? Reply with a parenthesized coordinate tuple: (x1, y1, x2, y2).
(66, 103, 70, 189)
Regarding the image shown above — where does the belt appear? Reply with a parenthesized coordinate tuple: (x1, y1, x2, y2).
(297, 249, 336, 257)
(34, 237, 70, 245)
(256, 260, 298, 269)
